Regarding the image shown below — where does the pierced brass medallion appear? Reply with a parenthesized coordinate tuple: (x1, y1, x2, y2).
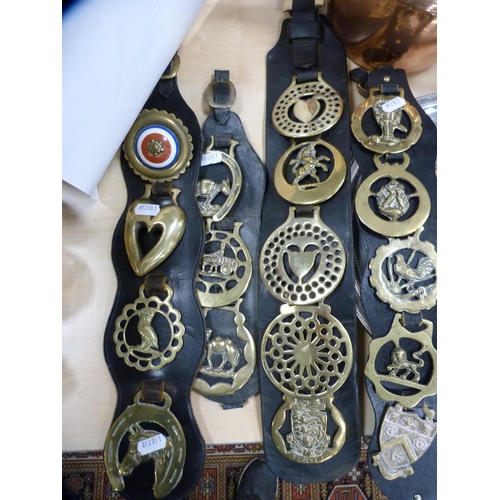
(351, 87, 422, 154)
(355, 154, 430, 237)
(274, 139, 346, 205)
(272, 73, 343, 138)
(272, 394, 346, 463)
(196, 137, 242, 221)
(369, 227, 437, 313)
(365, 314, 437, 408)
(123, 109, 193, 182)
(196, 221, 252, 308)
(104, 390, 185, 498)
(194, 299, 256, 397)
(260, 207, 345, 304)
(261, 302, 352, 399)
(113, 284, 185, 371)
(373, 403, 437, 480)
(124, 184, 186, 276)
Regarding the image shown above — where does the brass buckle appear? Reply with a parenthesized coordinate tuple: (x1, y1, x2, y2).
(206, 78, 237, 109)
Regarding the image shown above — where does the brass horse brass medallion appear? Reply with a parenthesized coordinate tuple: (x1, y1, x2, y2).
(272, 394, 346, 464)
(261, 302, 352, 399)
(365, 314, 437, 408)
(373, 403, 437, 480)
(104, 391, 185, 498)
(355, 154, 431, 238)
(260, 207, 345, 305)
(351, 87, 422, 154)
(274, 139, 346, 205)
(194, 299, 256, 397)
(124, 184, 186, 276)
(196, 221, 252, 308)
(123, 109, 193, 183)
(369, 227, 437, 313)
(272, 73, 343, 138)
(196, 137, 242, 221)
(114, 284, 185, 371)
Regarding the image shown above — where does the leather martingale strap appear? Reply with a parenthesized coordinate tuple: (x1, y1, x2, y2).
(350, 66, 437, 500)
(259, 0, 360, 483)
(102, 55, 207, 500)
(193, 70, 266, 408)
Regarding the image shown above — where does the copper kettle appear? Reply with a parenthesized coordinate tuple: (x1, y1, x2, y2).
(326, 0, 437, 74)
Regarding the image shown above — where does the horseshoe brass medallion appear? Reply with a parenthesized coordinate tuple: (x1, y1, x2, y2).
(113, 283, 185, 371)
(355, 153, 431, 237)
(274, 139, 346, 205)
(260, 206, 346, 305)
(124, 184, 186, 276)
(123, 109, 193, 182)
(104, 390, 186, 499)
(196, 137, 242, 221)
(351, 87, 422, 154)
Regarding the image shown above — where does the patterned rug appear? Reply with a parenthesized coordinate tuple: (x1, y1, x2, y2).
(62, 437, 388, 500)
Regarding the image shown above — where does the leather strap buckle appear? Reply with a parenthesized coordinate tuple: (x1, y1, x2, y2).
(206, 76, 236, 109)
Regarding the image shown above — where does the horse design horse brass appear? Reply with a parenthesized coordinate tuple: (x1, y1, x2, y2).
(104, 390, 186, 499)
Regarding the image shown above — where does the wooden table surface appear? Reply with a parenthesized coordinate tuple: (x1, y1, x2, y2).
(62, 0, 437, 452)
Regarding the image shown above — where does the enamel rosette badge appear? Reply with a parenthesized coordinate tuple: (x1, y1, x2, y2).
(123, 109, 194, 183)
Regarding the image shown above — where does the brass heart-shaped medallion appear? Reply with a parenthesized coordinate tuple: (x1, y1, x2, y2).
(293, 98, 321, 124)
(125, 186, 186, 276)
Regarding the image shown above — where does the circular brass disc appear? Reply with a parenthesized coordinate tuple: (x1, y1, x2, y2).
(260, 207, 345, 305)
(369, 227, 437, 313)
(113, 284, 185, 371)
(355, 155, 430, 238)
(261, 303, 352, 399)
(351, 88, 422, 154)
(123, 109, 193, 182)
(274, 139, 346, 205)
(272, 74, 343, 138)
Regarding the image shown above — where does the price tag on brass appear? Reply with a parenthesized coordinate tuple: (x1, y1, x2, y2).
(201, 151, 222, 166)
(381, 96, 406, 113)
(138, 433, 167, 454)
(134, 203, 160, 216)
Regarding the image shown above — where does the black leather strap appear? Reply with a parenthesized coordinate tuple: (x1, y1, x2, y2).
(195, 70, 266, 409)
(350, 66, 437, 500)
(259, 3, 360, 483)
(103, 54, 206, 500)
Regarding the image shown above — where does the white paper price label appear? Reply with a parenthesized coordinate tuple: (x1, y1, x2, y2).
(134, 203, 160, 216)
(201, 151, 222, 166)
(381, 96, 406, 113)
(138, 433, 167, 454)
